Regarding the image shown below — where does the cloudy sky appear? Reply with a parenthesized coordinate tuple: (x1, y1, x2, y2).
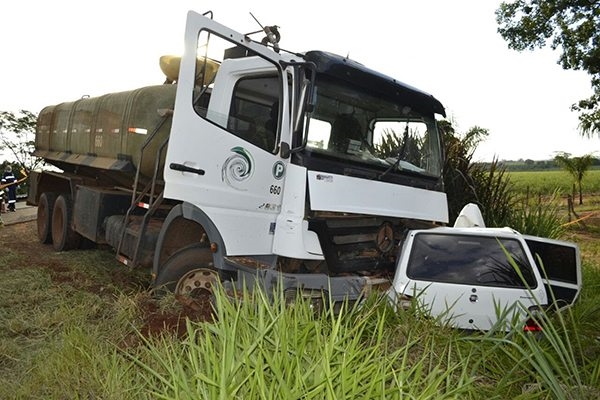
(1, 0, 597, 161)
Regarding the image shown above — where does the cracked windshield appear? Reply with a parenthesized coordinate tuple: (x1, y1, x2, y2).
(306, 80, 442, 178)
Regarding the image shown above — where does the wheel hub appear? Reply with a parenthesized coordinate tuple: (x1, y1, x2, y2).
(175, 268, 219, 297)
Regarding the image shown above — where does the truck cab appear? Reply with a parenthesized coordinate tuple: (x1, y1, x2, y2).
(158, 11, 448, 300)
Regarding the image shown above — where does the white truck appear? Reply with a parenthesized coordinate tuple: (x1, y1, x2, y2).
(30, 10, 448, 305)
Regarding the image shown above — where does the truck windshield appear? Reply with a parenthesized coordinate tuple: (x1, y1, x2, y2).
(305, 79, 442, 178)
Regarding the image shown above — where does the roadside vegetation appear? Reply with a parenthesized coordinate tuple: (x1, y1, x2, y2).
(1, 236, 599, 398)
(1, 183, 600, 398)
(508, 169, 600, 197)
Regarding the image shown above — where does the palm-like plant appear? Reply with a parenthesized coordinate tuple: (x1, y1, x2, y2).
(554, 152, 596, 205)
(438, 121, 515, 225)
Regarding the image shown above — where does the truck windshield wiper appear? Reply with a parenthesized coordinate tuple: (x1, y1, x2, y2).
(377, 155, 401, 180)
(377, 125, 408, 180)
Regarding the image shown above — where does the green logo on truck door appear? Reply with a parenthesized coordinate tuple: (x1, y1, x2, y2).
(222, 146, 254, 191)
(272, 161, 285, 179)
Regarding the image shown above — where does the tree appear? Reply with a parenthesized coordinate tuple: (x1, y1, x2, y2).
(496, 1, 600, 137)
(554, 151, 595, 205)
(0, 110, 43, 172)
(438, 121, 514, 226)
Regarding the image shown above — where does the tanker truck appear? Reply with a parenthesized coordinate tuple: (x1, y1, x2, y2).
(28, 10, 449, 304)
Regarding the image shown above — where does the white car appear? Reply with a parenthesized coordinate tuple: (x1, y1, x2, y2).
(390, 225, 581, 332)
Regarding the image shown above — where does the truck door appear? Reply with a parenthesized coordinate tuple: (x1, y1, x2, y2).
(393, 229, 547, 331)
(164, 12, 290, 255)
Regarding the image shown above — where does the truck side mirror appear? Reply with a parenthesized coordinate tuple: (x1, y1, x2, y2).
(289, 78, 314, 154)
(280, 142, 290, 159)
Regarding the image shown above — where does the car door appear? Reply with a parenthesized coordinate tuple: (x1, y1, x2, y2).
(524, 235, 581, 307)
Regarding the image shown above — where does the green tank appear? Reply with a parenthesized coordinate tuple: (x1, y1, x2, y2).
(35, 84, 177, 186)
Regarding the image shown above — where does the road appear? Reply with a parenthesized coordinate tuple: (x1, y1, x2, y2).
(0, 201, 37, 226)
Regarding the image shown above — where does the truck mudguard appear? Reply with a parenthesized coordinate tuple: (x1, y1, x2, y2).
(152, 202, 231, 279)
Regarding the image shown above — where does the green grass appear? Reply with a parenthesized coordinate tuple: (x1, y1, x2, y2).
(508, 169, 600, 196)
(1, 224, 600, 398)
(0, 247, 149, 399)
(3, 267, 600, 398)
(130, 288, 480, 399)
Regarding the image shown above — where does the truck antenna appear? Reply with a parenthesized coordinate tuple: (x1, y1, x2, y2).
(249, 12, 280, 53)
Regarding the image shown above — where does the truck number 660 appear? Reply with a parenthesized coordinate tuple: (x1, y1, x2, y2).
(269, 185, 281, 195)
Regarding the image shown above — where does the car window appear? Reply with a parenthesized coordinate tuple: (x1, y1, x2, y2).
(525, 238, 578, 284)
(406, 233, 537, 288)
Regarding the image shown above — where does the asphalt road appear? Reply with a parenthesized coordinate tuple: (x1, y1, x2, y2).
(0, 201, 37, 225)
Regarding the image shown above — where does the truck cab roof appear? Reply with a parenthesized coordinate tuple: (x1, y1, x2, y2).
(302, 50, 446, 117)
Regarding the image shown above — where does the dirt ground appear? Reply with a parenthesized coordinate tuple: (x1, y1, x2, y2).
(1, 216, 47, 259)
(0, 219, 214, 338)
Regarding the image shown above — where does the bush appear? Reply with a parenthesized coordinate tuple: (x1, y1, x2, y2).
(507, 191, 565, 239)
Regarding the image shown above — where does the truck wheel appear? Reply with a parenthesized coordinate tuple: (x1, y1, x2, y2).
(37, 192, 57, 244)
(51, 194, 82, 251)
(154, 244, 220, 297)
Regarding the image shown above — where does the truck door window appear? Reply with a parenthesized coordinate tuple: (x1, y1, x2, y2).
(190, 29, 282, 153)
(228, 76, 279, 152)
(407, 233, 537, 288)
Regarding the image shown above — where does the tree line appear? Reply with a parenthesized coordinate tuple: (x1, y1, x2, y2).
(484, 157, 600, 172)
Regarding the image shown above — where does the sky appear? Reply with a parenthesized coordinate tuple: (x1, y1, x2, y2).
(1, 0, 598, 162)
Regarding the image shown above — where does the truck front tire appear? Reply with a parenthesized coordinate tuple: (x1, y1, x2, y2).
(51, 194, 82, 251)
(153, 243, 220, 297)
(37, 192, 57, 244)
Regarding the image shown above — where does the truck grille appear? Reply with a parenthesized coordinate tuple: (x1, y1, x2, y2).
(308, 216, 402, 273)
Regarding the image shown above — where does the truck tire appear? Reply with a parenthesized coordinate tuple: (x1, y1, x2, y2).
(51, 194, 82, 251)
(37, 192, 57, 244)
(153, 243, 220, 297)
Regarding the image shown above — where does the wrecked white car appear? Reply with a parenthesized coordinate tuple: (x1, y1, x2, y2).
(389, 224, 581, 332)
